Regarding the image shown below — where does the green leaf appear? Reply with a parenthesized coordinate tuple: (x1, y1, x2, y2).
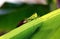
(0, 9, 60, 39)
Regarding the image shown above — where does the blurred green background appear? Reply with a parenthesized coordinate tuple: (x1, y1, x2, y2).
(0, 0, 57, 35)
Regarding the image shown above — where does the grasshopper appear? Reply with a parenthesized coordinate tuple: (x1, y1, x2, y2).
(17, 13, 38, 27)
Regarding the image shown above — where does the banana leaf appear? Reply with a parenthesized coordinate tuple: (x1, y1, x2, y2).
(0, 9, 60, 39)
